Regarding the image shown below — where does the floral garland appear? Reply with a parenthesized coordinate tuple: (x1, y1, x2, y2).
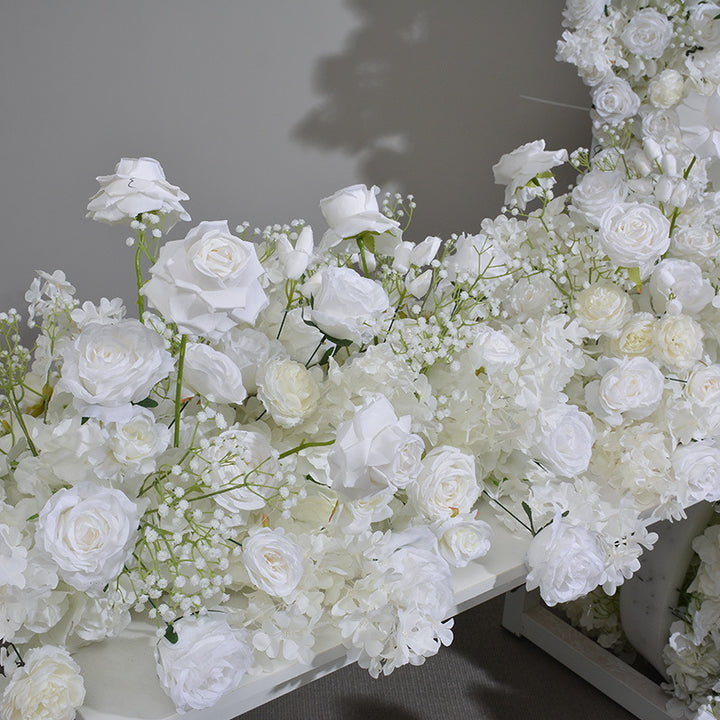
(1, 0, 720, 718)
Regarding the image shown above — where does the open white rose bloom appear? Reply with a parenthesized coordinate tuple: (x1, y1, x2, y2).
(3, 2, 720, 718)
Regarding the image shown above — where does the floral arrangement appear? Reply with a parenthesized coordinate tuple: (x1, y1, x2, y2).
(2, 0, 720, 718)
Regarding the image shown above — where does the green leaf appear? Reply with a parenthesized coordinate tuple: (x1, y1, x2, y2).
(627, 266, 642, 292)
(135, 397, 159, 409)
(521, 501, 536, 534)
(164, 623, 178, 644)
(80, 417, 89, 425)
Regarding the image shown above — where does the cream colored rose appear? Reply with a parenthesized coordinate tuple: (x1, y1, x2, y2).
(687, 364, 720, 405)
(257, 357, 319, 428)
(653, 314, 704, 370)
(610, 312, 656, 357)
(574, 281, 632, 337)
(1, 646, 85, 720)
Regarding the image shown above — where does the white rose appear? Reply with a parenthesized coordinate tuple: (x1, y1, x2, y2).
(409, 445, 479, 522)
(653, 313, 704, 370)
(434, 514, 493, 568)
(535, 404, 596, 478)
(469, 328, 520, 373)
(0, 646, 85, 720)
(574, 280, 632, 337)
(598, 202, 671, 278)
(86, 156, 190, 229)
(650, 259, 714, 316)
(328, 395, 421, 500)
(676, 88, 720, 159)
(58, 319, 173, 423)
(592, 77, 641, 125)
(182, 342, 247, 404)
(36, 482, 139, 592)
(103, 408, 171, 479)
(621, 8, 673, 59)
(242, 527, 304, 597)
(671, 223, 720, 262)
(585, 356, 665, 426)
(309, 266, 390, 344)
(143, 220, 268, 340)
(672, 442, 720, 505)
(648, 69, 685, 109)
(492, 139, 568, 207)
(257, 357, 319, 428)
(207, 429, 280, 515)
(609, 312, 656, 357)
(689, 3, 720, 50)
(571, 169, 628, 226)
(525, 518, 606, 606)
(641, 109, 683, 150)
(155, 614, 253, 713)
(319, 184, 401, 252)
(219, 327, 287, 394)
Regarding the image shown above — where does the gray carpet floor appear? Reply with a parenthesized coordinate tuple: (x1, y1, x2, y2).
(237, 595, 642, 719)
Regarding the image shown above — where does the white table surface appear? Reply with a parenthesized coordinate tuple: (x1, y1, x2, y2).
(75, 510, 530, 720)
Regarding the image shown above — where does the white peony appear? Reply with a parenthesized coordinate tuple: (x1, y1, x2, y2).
(585, 356, 665, 426)
(408, 445, 479, 522)
(492, 139, 568, 207)
(598, 202, 671, 278)
(155, 614, 253, 713)
(36, 482, 139, 592)
(86, 156, 190, 229)
(182, 342, 247, 404)
(58, 319, 173, 422)
(0, 646, 85, 720)
(610, 312, 656, 357)
(574, 281, 633, 337)
(535, 404, 596, 478)
(620, 8, 673, 59)
(256, 357, 319, 428)
(308, 266, 390, 344)
(592, 77, 641, 125)
(142, 220, 268, 340)
(328, 395, 422, 500)
(525, 518, 606, 606)
(242, 527, 304, 597)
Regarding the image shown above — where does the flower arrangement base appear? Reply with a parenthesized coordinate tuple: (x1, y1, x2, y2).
(502, 586, 673, 720)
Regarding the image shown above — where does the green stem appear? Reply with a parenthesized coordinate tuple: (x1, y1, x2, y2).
(173, 335, 188, 448)
(482, 490, 533, 535)
(135, 230, 146, 320)
(356, 236, 370, 277)
(278, 438, 334, 460)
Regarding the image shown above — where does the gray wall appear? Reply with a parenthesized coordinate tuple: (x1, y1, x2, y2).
(0, 0, 589, 319)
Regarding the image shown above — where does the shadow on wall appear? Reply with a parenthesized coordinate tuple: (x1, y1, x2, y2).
(294, 0, 591, 239)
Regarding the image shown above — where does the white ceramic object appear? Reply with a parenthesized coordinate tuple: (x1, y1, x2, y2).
(619, 501, 715, 678)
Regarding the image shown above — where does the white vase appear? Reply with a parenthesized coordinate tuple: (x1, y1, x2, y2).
(619, 501, 715, 678)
